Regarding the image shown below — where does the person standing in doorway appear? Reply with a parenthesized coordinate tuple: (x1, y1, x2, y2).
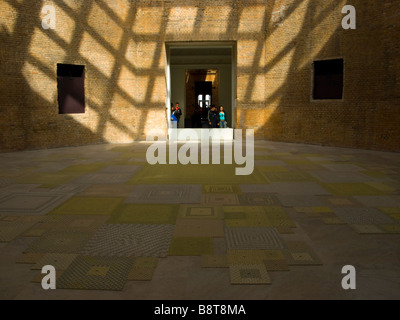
(170, 105, 178, 128)
(173, 102, 182, 127)
(218, 105, 227, 128)
(208, 105, 218, 128)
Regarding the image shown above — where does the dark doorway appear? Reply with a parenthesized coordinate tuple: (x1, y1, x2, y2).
(57, 63, 85, 114)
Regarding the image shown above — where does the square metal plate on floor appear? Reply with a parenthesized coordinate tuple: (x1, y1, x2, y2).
(178, 205, 223, 219)
(81, 224, 174, 257)
(49, 197, 124, 216)
(283, 247, 323, 266)
(25, 231, 92, 254)
(173, 219, 224, 237)
(108, 204, 179, 224)
(238, 193, 279, 206)
(127, 266, 155, 281)
(225, 227, 285, 250)
(168, 237, 213, 256)
(229, 264, 271, 284)
(0, 192, 73, 215)
(56, 255, 135, 291)
(201, 194, 240, 206)
(202, 184, 240, 194)
(126, 184, 202, 204)
(333, 207, 396, 225)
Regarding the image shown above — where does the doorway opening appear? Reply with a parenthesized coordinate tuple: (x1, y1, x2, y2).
(166, 41, 236, 135)
(185, 69, 218, 128)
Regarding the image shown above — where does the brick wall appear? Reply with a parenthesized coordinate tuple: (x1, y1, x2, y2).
(0, 0, 399, 152)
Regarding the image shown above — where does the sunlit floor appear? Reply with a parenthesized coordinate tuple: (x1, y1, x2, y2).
(0, 140, 399, 300)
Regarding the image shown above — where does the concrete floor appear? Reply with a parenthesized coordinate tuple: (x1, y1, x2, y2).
(0, 140, 399, 300)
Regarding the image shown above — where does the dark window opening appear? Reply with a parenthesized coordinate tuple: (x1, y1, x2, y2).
(57, 63, 85, 114)
(313, 59, 343, 100)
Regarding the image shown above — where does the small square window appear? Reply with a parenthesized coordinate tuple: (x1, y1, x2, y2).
(313, 59, 343, 100)
(57, 63, 85, 114)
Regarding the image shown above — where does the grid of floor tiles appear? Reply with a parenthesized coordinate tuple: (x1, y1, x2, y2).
(1, 141, 400, 293)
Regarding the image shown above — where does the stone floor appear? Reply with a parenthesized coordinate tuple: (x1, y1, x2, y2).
(0, 140, 399, 300)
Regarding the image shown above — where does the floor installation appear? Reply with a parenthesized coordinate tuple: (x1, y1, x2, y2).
(0, 140, 399, 299)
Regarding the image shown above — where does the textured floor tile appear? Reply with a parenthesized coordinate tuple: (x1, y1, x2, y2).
(178, 205, 223, 219)
(201, 254, 229, 268)
(133, 257, 159, 268)
(73, 173, 133, 184)
(79, 184, 136, 197)
(262, 172, 313, 182)
(322, 164, 365, 172)
(31, 253, 78, 270)
(225, 227, 285, 250)
(277, 195, 324, 207)
(333, 207, 396, 224)
(263, 250, 286, 260)
(238, 193, 279, 206)
(365, 182, 397, 193)
(321, 183, 384, 196)
(378, 224, 400, 234)
(0, 192, 73, 215)
(128, 164, 266, 185)
(309, 171, 370, 183)
(327, 198, 355, 206)
(201, 194, 239, 205)
(99, 165, 142, 174)
(26, 231, 92, 253)
(240, 182, 331, 195)
(322, 217, 346, 225)
(254, 160, 287, 166)
(81, 224, 174, 257)
(127, 257, 158, 281)
(60, 163, 108, 172)
(57, 255, 135, 291)
(38, 215, 108, 233)
(0, 220, 39, 242)
(213, 237, 227, 255)
(202, 184, 241, 193)
(127, 266, 155, 281)
(50, 197, 124, 215)
(15, 253, 45, 264)
(229, 264, 271, 284)
(283, 247, 323, 266)
(17, 173, 81, 187)
(263, 259, 290, 271)
(173, 219, 224, 237)
(352, 196, 400, 207)
(126, 185, 202, 204)
(168, 237, 213, 256)
(109, 204, 179, 224)
(227, 249, 269, 265)
(350, 224, 385, 234)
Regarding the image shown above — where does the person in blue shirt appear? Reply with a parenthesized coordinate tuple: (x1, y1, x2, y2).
(170, 106, 178, 128)
(218, 105, 227, 128)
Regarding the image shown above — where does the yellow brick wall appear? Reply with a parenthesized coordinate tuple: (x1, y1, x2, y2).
(0, 0, 399, 152)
